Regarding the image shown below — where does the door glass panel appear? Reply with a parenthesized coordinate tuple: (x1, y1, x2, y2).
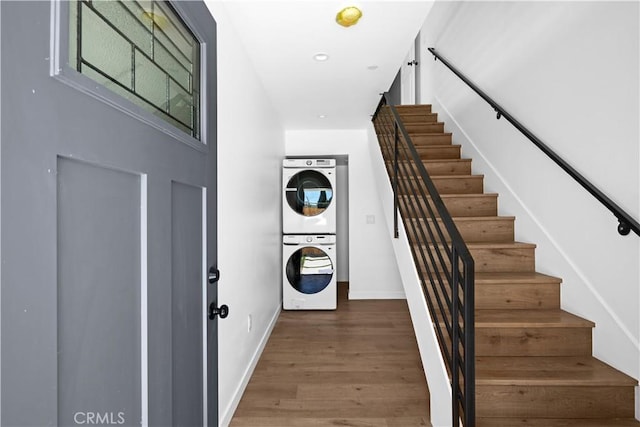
(69, 0, 201, 139)
(285, 170, 333, 217)
(286, 247, 334, 294)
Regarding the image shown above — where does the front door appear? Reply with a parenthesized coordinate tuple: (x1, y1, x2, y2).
(1, 1, 218, 425)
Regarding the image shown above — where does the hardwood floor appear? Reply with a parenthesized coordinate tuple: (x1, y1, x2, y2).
(230, 283, 431, 427)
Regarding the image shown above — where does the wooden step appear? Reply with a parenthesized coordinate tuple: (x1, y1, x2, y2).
(476, 356, 636, 387)
(430, 175, 484, 194)
(475, 272, 561, 310)
(387, 159, 472, 176)
(408, 216, 515, 243)
(469, 242, 536, 272)
(393, 104, 432, 114)
(399, 194, 499, 218)
(413, 144, 461, 160)
(476, 356, 637, 419)
(397, 112, 438, 124)
(404, 122, 445, 133)
(411, 133, 453, 145)
(475, 309, 594, 356)
(478, 418, 640, 426)
(398, 174, 484, 195)
(415, 242, 536, 273)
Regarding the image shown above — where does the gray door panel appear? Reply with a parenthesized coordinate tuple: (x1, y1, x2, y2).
(57, 157, 142, 427)
(0, 1, 218, 425)
(171, 181, 204, 427)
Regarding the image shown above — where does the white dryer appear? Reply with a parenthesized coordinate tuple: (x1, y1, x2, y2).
(282, 158, 336, 234)
(283, 234, 337, 310)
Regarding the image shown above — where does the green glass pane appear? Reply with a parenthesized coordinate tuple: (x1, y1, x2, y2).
(82, 4, 132, 88)
(169, 79, 192, 128)
(156, 42, 190, 90)
(154, 1, 193, 60)
(92, 1, 153, 57)
(155, 30, 191, 71)
(135, 50, 168, 110)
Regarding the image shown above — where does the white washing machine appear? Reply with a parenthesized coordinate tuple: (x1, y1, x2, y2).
(282, 158, 336, 234)
(283, 234, 337, 310)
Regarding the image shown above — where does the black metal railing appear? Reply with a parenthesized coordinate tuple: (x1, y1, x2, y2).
(372, 94, 475, 426)
(428, 47, 640, 238)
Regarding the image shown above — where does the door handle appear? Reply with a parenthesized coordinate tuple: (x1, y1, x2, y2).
(209, 303, 229, 320)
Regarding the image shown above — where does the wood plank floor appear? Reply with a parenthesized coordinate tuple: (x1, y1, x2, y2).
(230, 283, 431, 426)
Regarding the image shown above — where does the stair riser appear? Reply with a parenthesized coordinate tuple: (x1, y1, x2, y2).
(398, 113, 438, 124)
(399, 195, 498, 218)
(476, 283, 560, 310)
(393, 105, 432, 114)
(476, 386, 635, 419)
(398, 176, 484, 195)
(471, 246, 536, 273)
(408, 218, 514, 243)
(404, 123, 445, 133)
(476, 327, 592, 356)
(414, 146, 461, 160)
(386, 160, 472, 176)
(412, 134, 453, 145)
(415, 245, 535, 273)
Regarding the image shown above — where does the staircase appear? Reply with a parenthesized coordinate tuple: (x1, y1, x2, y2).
(376, 104, 639, 426)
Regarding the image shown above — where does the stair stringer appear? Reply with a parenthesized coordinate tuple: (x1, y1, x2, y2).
(432, 96, 640, 419)
(368, 125, 453, 427)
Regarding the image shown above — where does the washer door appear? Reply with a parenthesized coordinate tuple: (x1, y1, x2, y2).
(286, 246, 334, 294)
(285, 170, 333, 217)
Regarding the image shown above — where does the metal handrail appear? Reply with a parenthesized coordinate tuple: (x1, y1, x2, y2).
(428, 47, 640, 238)
(372, 94, 475, 426)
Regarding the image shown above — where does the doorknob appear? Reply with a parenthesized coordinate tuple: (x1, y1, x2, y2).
(209, 303, 229, 320)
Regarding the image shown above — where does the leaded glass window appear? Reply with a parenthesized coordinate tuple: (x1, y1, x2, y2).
(70, 1, 201, 139)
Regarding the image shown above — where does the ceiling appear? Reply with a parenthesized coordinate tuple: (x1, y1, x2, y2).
(220, 1, 434, 129)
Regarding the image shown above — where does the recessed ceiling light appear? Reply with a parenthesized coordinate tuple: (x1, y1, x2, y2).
(367, 65, 379, 71)
(336, 6, 363, 27)
(313, 53, 329, 62)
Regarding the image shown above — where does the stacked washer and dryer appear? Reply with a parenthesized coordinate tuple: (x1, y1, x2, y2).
(282, 158, 337, 310)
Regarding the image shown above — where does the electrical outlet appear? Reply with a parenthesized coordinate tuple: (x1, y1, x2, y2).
(247, 314, 252, 332)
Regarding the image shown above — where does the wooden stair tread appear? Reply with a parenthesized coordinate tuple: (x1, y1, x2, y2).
(476, 356, 638, 387)
(475, 309, 595, 328)
(467, 241, 536, 249)
(475, 271, 562, 284)
(440, 193, 498, 199)
(418, 241, 535, 249)
(421, 215, 515, 222)
(477, 418, 640, 426)
(409, 132, 452, 137)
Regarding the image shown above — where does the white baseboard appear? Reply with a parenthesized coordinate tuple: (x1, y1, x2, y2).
(218, 306, 281, 427)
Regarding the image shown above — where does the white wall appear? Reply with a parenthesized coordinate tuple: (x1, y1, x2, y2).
(286, 129, 404, 299)
(204, 3, 285, 426)
(419, 0, 640, 403)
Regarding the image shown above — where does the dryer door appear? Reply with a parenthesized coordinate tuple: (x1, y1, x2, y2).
(285, 170, 334, 217)
(285, 246, 334, 294)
